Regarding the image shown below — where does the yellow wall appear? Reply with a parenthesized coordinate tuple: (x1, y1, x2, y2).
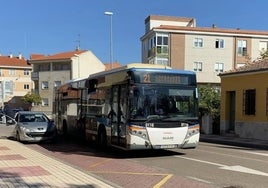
(221, 71, 268, 122)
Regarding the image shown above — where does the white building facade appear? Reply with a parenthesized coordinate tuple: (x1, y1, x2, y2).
(29, 50, 105, 116)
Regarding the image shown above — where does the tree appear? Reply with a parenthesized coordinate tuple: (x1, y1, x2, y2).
(21, 92, 42, 105)
(258, 50, 268, 60)
(199, 85, 220, 115)
(198, 85, 221, 133)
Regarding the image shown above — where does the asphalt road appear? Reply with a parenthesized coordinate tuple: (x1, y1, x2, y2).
(136, 142, 268, 188)
(24, 138, 267, 188)
(1, 124, 267, 188)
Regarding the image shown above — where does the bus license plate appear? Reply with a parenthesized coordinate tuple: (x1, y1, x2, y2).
(160, 145, 176, 149)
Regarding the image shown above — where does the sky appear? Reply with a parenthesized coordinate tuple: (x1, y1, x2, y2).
(1, 0, 268, 65)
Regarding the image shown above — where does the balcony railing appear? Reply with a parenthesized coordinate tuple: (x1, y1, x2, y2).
(148, 46, 169, 58)
(31, 72, 39, 80)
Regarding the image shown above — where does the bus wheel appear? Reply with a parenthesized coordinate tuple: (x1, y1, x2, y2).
(98, 126, 107, 149)
(62, 121, 68, 139)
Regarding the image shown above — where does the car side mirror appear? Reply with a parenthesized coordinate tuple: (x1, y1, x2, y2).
(6, 119, 16, 126)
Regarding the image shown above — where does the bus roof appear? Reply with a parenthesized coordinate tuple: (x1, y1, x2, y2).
(88, 63, 195, 79)
(64, 76, 88, 84)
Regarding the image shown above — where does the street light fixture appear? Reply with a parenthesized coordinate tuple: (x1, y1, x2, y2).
(104, 11, 113, 70)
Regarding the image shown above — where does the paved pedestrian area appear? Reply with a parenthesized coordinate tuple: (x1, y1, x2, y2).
(0, 139, 115, 188)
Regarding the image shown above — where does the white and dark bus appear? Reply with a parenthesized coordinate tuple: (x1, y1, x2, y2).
(53, 63, 200, 150)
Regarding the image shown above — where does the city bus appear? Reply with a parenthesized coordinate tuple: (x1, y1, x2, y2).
(53, 63, 200, 150)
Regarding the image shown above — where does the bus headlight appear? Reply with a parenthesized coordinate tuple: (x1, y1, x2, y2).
(129, 126, 147, 139)
(181, 122, 188, 127)
(186, 126, 200, 138)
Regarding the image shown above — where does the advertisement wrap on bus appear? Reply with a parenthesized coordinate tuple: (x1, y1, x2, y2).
(53, 63, 200, 150)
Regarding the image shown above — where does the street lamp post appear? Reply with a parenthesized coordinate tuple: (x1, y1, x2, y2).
(74, 54, 80, 78)
(104, 11, 113, 70)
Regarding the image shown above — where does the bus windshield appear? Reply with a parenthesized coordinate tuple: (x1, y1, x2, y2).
(130, 85, 198, 121)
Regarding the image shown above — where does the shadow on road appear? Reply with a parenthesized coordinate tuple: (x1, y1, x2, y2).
(30, 135, 186, 159)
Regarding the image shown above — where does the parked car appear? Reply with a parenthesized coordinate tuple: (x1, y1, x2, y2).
(12, 111, 57, 142)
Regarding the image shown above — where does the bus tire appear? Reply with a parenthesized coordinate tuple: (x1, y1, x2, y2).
(97, 126, 107, 149)
(62, 120, 68, 139)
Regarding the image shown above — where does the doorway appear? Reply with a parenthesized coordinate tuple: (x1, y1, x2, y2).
(228, 91, 236, 132)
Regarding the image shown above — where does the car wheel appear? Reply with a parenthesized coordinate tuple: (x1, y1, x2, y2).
(16, 131, 20, 142)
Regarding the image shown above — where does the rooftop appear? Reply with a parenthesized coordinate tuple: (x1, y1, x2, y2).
(29, 50, 87, 61)
(154, 25, 268, 36)
(220, 58, 268, 76)
(0, 55, 31, 68)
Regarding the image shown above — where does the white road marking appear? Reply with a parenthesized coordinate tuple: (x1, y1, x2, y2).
(220, 165, 268, 176)
(175, 156, 268, 176)
(197, 148, 268, 163)
(241, 151, 268, 157)
(187, 176, 212, 184)
(176, 156, 225, 167)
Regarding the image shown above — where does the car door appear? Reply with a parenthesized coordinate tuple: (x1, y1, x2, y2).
(0, 113, 16, 138)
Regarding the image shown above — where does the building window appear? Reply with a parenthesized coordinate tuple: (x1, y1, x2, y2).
(193, 62, 202, 72)
(24, 84, 30, 90)
(194, 37, 203, 47)
(156, 34, 168, 55)
(215, 63, 224, 72)
(148, 36, 156, 50)
(237, 40, 247, 56)
(9, 69, 16, 76)
(156, 58, 168, 66)
(41, 81, 49, 89)
(53, 63, 70, 71)
(54, 81, 61, 87)
(243, 89, 256, 115)
(42, 98, 49, 106)
(24, 70, 30, 75)
(38, 63, 50, 71)
(215, 39, 224, 48)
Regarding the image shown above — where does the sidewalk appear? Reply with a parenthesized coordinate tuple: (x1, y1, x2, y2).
(0, 139, 116, 188)
(200, 134, 268, 150)
(1, 135, 266, 188)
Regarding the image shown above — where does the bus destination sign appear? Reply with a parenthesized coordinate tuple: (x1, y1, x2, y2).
(135, 72, 190, 84)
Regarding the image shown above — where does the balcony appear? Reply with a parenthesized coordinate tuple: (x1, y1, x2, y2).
(148, 46, 169, 58)
(156, 46, 169, 57)
(31, 72, 39, 80)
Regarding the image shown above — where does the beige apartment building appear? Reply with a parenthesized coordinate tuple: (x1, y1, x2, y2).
(0, 54, 33, 109)
(29, 49, 105, 116)
(140, 15, 268, 85)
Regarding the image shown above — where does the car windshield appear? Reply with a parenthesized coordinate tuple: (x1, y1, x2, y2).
(19, 114, 48, 123)
(129, 85, 198, 121)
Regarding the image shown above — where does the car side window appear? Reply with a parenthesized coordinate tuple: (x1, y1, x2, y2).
(19, 115, 27, 122)
(35, 116, 44, 122)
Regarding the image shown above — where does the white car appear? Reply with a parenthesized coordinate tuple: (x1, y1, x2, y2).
(13, 111, 57, 142)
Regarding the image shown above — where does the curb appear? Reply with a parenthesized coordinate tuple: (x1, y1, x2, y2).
(200, 136, 268, 150)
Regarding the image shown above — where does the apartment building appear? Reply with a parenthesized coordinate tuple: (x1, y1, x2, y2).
(29, 49, 105, 116)
(140, 15, 268, 85)
(0, 54, 32, 109)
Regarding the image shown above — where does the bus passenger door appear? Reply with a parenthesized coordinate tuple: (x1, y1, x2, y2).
(110, 85, 127, 147)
